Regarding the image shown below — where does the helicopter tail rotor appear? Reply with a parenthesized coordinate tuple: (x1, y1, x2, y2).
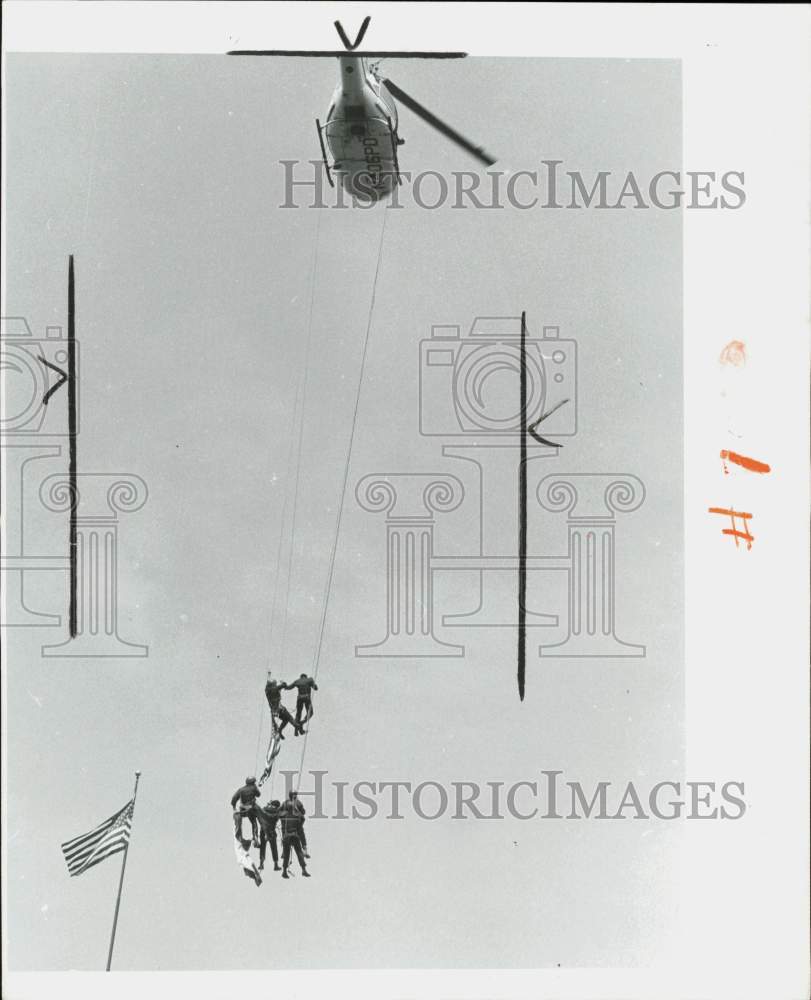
(381, 78, 497, 167)
(334, 16, 371, 52)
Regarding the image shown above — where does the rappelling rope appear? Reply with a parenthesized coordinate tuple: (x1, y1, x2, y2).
(253, 377, 304, 777)
(294, 203, 391, 791)
(253, 209, 322, 780)
(279, 208, 321, 676)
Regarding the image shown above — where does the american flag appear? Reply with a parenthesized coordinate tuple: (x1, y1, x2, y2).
(258, 713, 282, 788)
(61, 799, 135, 877)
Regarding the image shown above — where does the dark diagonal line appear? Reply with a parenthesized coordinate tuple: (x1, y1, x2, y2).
(527, 397, 569, 448)
(68, 255, 78, 638)
(518, 310, 528, 702)
(39, 355, 69, 405)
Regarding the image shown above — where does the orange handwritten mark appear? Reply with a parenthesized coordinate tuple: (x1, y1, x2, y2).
(708, 507, 754, 550)
(719, 340, 746, 366)
(720, 450, 771, 475)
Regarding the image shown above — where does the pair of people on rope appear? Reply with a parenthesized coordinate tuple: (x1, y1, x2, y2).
(255, 791, 310, 878)
(264, 671, 318, 738)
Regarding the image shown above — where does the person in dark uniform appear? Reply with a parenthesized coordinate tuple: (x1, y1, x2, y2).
(264, 672, 305, 738)
(264, 672, 288, 713)
(289, 673, 319, 729)
(257, 799, 282, 871)
(277, 703, 305, 739)
(279, 796, 310, 879)
(286, 789, 310, 858)
(230, 777, 262, 847)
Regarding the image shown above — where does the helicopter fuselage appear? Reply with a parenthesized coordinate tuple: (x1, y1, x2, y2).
(321, 56, 400, 201)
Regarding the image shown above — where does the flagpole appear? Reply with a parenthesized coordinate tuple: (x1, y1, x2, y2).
(106, 771, 141, 972)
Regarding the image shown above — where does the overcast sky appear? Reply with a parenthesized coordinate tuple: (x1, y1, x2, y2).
(5, 52, 682, 970)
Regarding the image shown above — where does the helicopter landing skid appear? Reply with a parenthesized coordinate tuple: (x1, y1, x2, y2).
(386, 116, 403, 186)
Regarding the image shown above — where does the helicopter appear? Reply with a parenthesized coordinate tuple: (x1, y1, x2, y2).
(229, 16, 496, 202)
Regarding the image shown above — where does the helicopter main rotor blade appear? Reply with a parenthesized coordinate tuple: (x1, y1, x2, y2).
(227, 50, 467, 58)
(382, 78, 497, 167)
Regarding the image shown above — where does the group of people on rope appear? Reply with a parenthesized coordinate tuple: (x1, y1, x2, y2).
(230, 672, 318, 881)
(231, 783, 311, 879)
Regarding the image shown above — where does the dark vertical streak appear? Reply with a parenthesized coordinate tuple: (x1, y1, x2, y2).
(68, 255, 78, 638)
(518, 310, 528, 701)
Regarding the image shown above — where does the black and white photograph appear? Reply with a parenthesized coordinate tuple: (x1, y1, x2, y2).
(2, 4, 808, 999)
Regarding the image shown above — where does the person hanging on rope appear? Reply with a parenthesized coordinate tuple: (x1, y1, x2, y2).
(231, 777, 262, 848)
(257, 799, 282, 872)
(264, 672, 304, 738)
(286, 788, 311, 859)
(277, 701, 305, 739)
(289, 673, 319, 730)
(264, 671, 288, 714)
(279, 794, 310, 879)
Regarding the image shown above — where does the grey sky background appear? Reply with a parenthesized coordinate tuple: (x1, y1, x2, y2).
(5, 54, 682, 970)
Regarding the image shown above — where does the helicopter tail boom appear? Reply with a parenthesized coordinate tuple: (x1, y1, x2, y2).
(339, 55, 368, 99)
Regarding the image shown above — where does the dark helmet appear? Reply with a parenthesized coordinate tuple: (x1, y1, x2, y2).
(271, 799, 281, 808)
(300, 673, 307, 678)
(246, 777, 257, 785)
(289, 789, 298, 798)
